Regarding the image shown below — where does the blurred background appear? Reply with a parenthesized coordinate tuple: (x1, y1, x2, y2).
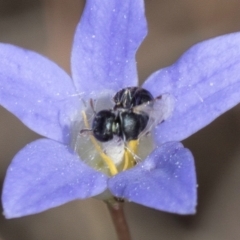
(1, 0, 240, 239)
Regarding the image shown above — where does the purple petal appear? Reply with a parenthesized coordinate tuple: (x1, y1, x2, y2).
(0, 44, 80, 144)
(143, 33, 240, 144)
(71, 0, 147, 97)
(108, 142, 197, 214)
(2, 139, 107, 218)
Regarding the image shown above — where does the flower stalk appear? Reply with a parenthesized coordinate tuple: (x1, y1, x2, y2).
(107, 202, 132, 240)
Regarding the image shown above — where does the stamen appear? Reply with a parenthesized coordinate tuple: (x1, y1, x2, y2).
(123, 140, 139, 171)
(123, 151, 129, 171)
(128, 140, 138, 155)
(81, 111, 118, 176)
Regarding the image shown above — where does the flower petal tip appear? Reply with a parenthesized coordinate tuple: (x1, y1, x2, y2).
(2, 139, 108, 218)
(108, 142, 197, 215)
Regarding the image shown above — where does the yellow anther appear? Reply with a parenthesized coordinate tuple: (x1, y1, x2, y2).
(81, 111, 118, 176)
(123, 151, 129, 171)
(123, 140, 139, 171)
(128, 140, 138, 155)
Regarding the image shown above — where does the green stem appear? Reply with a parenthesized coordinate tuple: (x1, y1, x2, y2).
(107, 202, 132, 240)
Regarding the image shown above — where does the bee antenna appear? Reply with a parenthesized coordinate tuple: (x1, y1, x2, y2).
(80, 128, 92, 134)
(90, 98, 97, 115)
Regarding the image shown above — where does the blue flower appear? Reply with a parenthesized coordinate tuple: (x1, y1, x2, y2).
(1, 0, 240, 218)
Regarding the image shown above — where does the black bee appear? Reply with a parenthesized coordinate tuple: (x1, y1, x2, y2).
(92, 109, 149, 142)
(91, 87, 173, 142)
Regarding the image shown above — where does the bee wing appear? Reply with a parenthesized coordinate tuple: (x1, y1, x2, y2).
(133, 93, 175, 137)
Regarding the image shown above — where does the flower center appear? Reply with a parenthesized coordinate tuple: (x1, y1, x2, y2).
(71, 90, 155, 176)
(81, 110, 140, 176)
